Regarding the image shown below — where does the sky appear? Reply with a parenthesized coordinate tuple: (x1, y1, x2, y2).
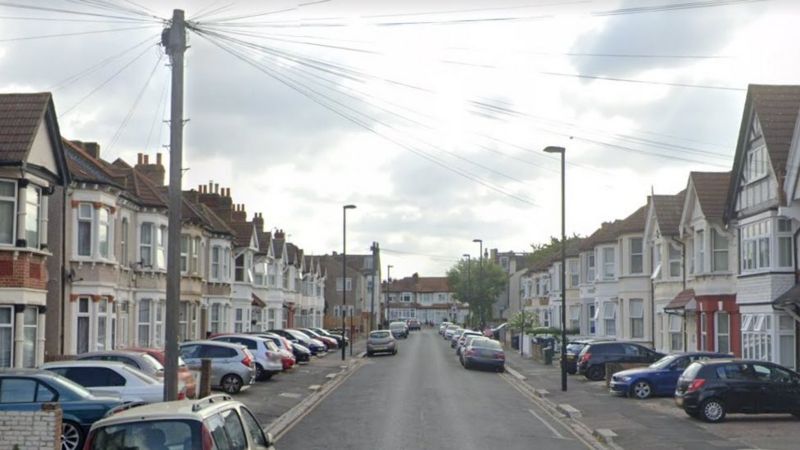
(1, 0, 799, 278)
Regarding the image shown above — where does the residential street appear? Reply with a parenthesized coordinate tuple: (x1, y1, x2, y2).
(277, 329, 593, 450)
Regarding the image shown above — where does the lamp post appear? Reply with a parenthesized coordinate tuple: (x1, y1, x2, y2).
(544, 145, 567, 392)
(462, 254, 470, 324)
(386, 264, 393, 326)
(472, 239, 483, 328)
(342, 204, 356, 361)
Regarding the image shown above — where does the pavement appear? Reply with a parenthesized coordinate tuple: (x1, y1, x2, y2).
(276, 328, 598, 450)
(237, 337, 368, 430)
(504, 348, 800, 450)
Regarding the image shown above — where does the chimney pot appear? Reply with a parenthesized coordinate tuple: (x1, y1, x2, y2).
(137, 153, 143, 164)
(214, 183, 219, 194)
(156, 153, 162, 165)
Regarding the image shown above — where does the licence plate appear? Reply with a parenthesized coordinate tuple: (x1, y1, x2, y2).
(675, 397, 684, 406)
(566, 355, 575, 361)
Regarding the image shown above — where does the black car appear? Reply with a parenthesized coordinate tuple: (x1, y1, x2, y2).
(576, 341, 664, 381)
(675, 359, 800, 422)
(562, 338, 612, 375)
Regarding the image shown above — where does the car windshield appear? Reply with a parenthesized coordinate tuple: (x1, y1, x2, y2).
(649, 354, 680, 369)
(472, 340, 502, 350)
(45, 373, 94, 398)
(390, 323, 405, 330)
(121, 366, 160, 384)
(89, 419, 200, 450)
(370, 331, 391, 339)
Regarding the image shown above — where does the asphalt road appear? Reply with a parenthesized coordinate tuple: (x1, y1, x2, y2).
(277, 329, 593, 450)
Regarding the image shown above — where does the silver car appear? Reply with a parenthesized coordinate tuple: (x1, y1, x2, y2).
(210, 335, 284, 381)
(75, 350, 164, 378)
(367, 330, 397, 356)
(179, 341, 256, 394)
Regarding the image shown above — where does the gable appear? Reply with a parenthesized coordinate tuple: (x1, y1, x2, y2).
(27, 121, 58, 174)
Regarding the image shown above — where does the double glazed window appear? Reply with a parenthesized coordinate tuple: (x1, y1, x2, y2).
(668, 244, 682, 278)
(78, 204, 93, 256)
(602, 248, 615, 280)
(741, 218, 793, 272)
(669, 315, 683, 351)
(629, 299, 644, 339)
(76, 203, 112, 259)
(711, 229, 729, 272)
(603, 302, 616, 336)
(0, 307, 13, 367)
(0, 180, 15, 245)
(140, 223, 153, 267)
(25, 185, 40, 248)
(629, 238, 643, 274)
(211, 246, 221, 279)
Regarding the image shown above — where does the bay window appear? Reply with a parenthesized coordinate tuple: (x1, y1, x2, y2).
(602, 247, 615, 280)
(211, 246, 220, 280)
(23, 307, 37, 368)
(629, 299, 644, 339)
(629, 238, 643, 274)
(0, 307, 12, 367)
(140, 223, 153, 267)
(741, 218, 794, 272)
(711, 229, 728, 272)
(0, 180, 15, 245)
(78, 204, 93, 256)
(25, 185, 40, 248)
(603, 302, 616, 336)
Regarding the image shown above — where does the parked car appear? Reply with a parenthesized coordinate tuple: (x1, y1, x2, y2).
(576, 341, 664, 381)
(310, 327, 348, 347)
(125, 347, 197, 398)
(84, 395, 275, 450)
(41, 360, 181, 404)
(270, 329, 327, 355)
(179, 341, 256, 394)
(407, 319, 421, 331)
(75, 350, 164, 378)
(459, 336, 488, 364)
(609, 352, 730, 399)
(462, 339, 505, 372)
(211, 335, 284, 381)
(561, 338, 612, 375)
(366, 330, 398, 356)
(248, 333, 297, 370)
(390, 321, 409, 339)
(296, 328, 339, 350)
(444, 325, 460, 340)
(456, 331, 484, 356)
(675, 359, 800, 423)
(0, 369, 125, 450)
(450, 329, 467, 348)
(439, 322, 452, 335)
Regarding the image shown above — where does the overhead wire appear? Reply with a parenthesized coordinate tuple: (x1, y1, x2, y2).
(0, 24, 157, 42)
(0, 1, 160, 22)
(107, 52, 165, 152)
(381, 247, 460, 262)
(144, 74, 170, 153)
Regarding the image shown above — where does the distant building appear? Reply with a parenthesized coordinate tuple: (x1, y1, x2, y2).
(384, 273, 468, 324)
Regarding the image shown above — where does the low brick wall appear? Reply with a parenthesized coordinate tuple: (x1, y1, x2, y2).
(605, 362, 650, 386)
(0, 403, 62, 450)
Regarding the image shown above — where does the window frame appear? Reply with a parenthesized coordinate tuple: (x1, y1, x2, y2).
(0, 306, 15, 368)
(629, 238, 644, 275)
(629, 299, 644, 339)
(24, 184, 41, 249)
(0, 179, 16, 246)
(711, 228, 729, 273)
(77, 203, 94, 257)
(601, 247, 615, 280)
(139, 223, 153, 268)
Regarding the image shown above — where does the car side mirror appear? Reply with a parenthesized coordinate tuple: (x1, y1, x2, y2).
(264, 431, 275, 447)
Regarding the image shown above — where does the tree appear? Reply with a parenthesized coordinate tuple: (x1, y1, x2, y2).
(447, 257, 507, 327)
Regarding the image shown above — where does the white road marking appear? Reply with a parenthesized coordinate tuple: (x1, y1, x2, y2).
(528, 408, 566, 440)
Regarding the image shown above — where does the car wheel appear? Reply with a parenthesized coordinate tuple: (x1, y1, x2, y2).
(585, 365, 605, 381)
(61, 420, 83, 450)
(700, 398, 726, 423)
(255, 364, 266, 381)
(367, 351, 373, 357)
(497, 366, 505, 373)
(222, 374, 244, 394)
(631, 380, 653, 399)
(464, 360, 471, 370)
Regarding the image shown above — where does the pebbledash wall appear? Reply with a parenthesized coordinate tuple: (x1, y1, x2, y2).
(0, 403, 61, 450)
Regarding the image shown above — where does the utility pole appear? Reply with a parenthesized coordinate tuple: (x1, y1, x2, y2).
(161, 9, 186, 402)
(386, 264, 393, 325)
(370, 242, 379, 332)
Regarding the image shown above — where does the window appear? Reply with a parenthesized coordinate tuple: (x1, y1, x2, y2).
(711, 229, 728, 272)
(587, 253, 595, 282)
(25, 185, 40, 248)
(668, 315, 682, 351)
(154, 302, 163, 347)
(22, 307, 37, 368)
(0, 307, 13, 367)
(602, 248, 615, 280)
(223, 248, 230, 281)
(210, 304, 221, 334)
(192, 237, 200, 274)
(569, 305, 580, 330)
(629, 299, 644, 339)
(235, 254, 245, 282)
(336, 277, 352, 291)
(268, 308, 276, 330)
(652, 243, 662, 280)
(741, 313, 775, 362)
(211, 246, 220, 280)
(603, 302, 616, 336)
(179, 302, 188, 341)
(700, 312, 707, 351)
(120, 218, 128, 265)
(140, 223, 153, 267)
(97, 207, 110, 258)
(78, 204, 93, 257)
(240, 407, 269, 447)
(716, 312, 730, 354)
(588, 304, 596, 334)
(0, 378, 37, 403)
(777, 218, 793, 268)
(0, 180, 15, 245)
(629, 238, 643, 274)
(741, 220, 771, 272)
(695, 230, 704, 274)
(552, 263, 561, 292)
(745, 144, 768, 183)
(669, 244, 682, 278)
(221, 409, 248, 449)
(138, 299, 151, 347)
(96, 299, 108, 351)
(180, 235, 189, 273)
(234, 308, 244, 333)
(156, 225, 166, 269)
(77, 298, 90, 354)
(779, 314, 796, 369)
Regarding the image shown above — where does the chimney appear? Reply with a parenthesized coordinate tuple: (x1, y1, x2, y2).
(253, 212, 264, 232)
(135, 152, 165, 186)
(71, 140, 101, 159)
(275, 229, 285, 240)
(232, 203, 247, 222)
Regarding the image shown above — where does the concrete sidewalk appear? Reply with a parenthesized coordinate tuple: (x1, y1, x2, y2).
(504, 350, 758, 450)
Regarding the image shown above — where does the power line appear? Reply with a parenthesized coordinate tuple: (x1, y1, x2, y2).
(539, 70, 746, 92)
(0, 1, 160, 22)
(592, 0, 770, 16)
(107, 52, 165, 152)
(382, 247, 460, 262)
(0, 24, 156, 42)
(144, 74, 169, 153)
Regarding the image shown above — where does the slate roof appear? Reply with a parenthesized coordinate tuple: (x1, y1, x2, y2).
(690, 171, 731, 221)
(652, 191, 686, 236)
(0, 93, 51, 163)
(616, 202, 649, 235)
(386, 276, 451, 293)
(256, 230, 271, 255)
(773, 283, 800, 308)
(272, 238, 285, 259)
(665, 289, 696, 311)
(231, 221, 254, 248)
(62, 139, 118, 186)
(579, 220, 623, 251)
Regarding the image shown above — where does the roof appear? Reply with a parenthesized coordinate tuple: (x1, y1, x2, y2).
(62, 139, 118, 186)
(773, 283, 800, 309)
(615, 202, 649, 235)
(386, 276, 451, 293)
(251, 293, 267, 308)
(689, 171, 731, 221)
(665, 289, 696, 311)
(579, 220, 623, 251)
(272, 238, 285, 259)
(651, 191, 685, 236)
(231, 221, 254, 248)
(0, 93, 51, 163)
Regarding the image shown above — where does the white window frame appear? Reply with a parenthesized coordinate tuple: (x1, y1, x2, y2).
(0, 306, 15, 367)
(588, 304, 596, 334)
(668, 314, 683, 351)
(603, 302, 616, 336)
(223, 248, 230, 281)
(777, 218, 793, 269)
(0, 179, 16, 246)
(629, 299, 644, 339)
(120, 218, 128, 266)
(140, 223, 153, 268)
(700, 312, 707, 351)
(180, 235, 189, 274)
(22, 306, 37, 368)
(711, 228, 729, 273)
(668, 243, 682, 278)
(156, 226, 167, 270)
(154, 301, 163, 347)
(210, 303, 221, 334)
(695, 230, 705, 274)
(629, 238, 643, 275)
(715, 311, 730, 354)
(211, 246, 220, 280)
(77, 203, 94, 257)
(602, 247, 615, 280)
(24, 184, 41, 249)
(191, 237, 200, 275)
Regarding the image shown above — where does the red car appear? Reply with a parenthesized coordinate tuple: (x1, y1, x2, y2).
(126, 347, 197, 398)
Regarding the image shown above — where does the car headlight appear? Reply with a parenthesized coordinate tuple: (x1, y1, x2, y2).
(619, 376, 632, 382)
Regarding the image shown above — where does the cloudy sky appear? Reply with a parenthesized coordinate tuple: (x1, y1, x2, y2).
(1, 0, 798, 277)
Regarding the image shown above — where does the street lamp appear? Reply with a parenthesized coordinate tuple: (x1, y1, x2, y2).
(342, 204, 356, 361)
(473, 239, 483, 328)
(462, 254, 470, 324)
(544, 145, 567, 392)
(386, 264, 393, 326)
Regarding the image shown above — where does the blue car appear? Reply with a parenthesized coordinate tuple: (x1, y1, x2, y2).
(0, 369, 124, 450)
(609, 352, 730, 399)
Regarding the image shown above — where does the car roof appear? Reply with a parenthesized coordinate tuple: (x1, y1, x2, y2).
(181, 340, 243, 349)
(77, 350, 150, 358)
(0, 368, 60, 377)
(42, 360, 131, 369)
(92, 395, 243, 428)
